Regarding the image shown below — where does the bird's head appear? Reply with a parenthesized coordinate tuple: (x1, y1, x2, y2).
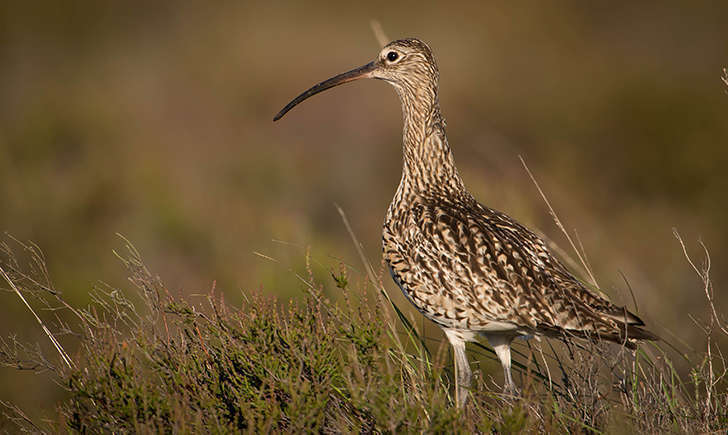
(371, 39, 439, 87)
(273, 38, 439, 121)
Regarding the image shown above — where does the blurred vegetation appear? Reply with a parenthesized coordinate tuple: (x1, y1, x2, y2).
(1, 0, 727, 422)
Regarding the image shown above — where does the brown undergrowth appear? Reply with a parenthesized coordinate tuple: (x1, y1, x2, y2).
(0, 231, 726, 433)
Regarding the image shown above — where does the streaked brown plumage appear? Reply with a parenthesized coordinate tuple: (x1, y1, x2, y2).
(274, 38, 656, 406)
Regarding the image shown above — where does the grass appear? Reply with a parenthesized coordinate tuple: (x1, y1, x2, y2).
(0, 228, 726, 433)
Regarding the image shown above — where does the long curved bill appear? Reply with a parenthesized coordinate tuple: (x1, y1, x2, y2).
(273, 61, 377, 121)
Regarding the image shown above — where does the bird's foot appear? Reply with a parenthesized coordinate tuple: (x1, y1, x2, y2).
(503, 382, 520, 398)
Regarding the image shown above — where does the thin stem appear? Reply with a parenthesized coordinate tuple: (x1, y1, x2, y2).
(0, 265, 74, 369)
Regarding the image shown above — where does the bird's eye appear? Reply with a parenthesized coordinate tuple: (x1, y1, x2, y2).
(386, 51, 399, 62)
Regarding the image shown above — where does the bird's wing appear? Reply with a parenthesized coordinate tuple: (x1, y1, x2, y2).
(409, 196, 640, 336)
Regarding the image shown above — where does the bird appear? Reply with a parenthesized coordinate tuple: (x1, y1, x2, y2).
(273, 38, 656, 407)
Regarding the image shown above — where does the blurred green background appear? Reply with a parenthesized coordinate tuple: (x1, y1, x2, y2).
(1, 1, 727, 420)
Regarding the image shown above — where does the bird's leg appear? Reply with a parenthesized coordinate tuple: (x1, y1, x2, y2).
(484, 334, 519, 396)
(453, 340, 472, 407)
(445, 329, 471, 407)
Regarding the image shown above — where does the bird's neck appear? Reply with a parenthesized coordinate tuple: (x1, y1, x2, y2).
(397, 89, 464, 195)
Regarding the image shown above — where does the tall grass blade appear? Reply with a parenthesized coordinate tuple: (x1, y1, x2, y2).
(0, 265, 74, 369)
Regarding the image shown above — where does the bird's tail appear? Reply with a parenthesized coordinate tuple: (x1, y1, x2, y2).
(602, 306, 659, 349)
(621, 324, 660, 349)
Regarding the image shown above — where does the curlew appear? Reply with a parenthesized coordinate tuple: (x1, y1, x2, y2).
(274, 38, 656, 407)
